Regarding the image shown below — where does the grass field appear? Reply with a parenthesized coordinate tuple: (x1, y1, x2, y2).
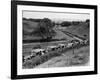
(35, 46, 89, 68)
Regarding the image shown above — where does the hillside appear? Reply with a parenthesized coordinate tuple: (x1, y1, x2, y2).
(23, 20, 39, 33)
(62, 22, 89, 40)
(23, 20, 42, 40)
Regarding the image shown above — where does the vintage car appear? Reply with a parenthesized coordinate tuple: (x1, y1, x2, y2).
(58, 44, 66, 49)
(67, 43, 73, 48)
(46, 46, 58, 51)
(84, 39, 89, 45)
(23, 55, 31, 62)
(31, 49, 45, 56)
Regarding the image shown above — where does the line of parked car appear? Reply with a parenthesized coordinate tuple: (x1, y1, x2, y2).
(23, 39, 89, 62)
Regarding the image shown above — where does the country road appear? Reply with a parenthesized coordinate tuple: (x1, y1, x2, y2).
(54, 26, 84, 42)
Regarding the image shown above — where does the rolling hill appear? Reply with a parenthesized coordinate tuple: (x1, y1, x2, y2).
(64, 22, 89, 40)
(23, 20, 42, 40)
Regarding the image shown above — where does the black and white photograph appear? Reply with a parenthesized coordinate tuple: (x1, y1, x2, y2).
(11, 1, 97, 79)
(22, 11, 90, 69)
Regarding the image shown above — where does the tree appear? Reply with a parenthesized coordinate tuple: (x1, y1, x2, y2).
(32, 18, 56, 40)
(86, 19, 90, 28)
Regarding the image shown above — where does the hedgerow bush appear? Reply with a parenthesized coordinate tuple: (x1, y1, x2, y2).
(23, 51, 61, 68)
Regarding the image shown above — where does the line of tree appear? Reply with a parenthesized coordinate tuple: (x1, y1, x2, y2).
(57, 19, 90, 27)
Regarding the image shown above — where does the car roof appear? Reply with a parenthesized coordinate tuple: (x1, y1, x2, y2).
(58, 44, 65, 46)
(47, 46, 57, 48)
(32, 49, 45, 52)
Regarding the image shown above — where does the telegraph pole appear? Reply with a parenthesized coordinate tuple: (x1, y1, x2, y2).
(72, 44, 74, 54)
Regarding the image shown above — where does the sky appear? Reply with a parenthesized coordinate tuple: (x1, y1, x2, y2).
(23, 11, 90, 22)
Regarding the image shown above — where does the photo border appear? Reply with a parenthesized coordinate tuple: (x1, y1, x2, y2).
(11, 1, 98, 79)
